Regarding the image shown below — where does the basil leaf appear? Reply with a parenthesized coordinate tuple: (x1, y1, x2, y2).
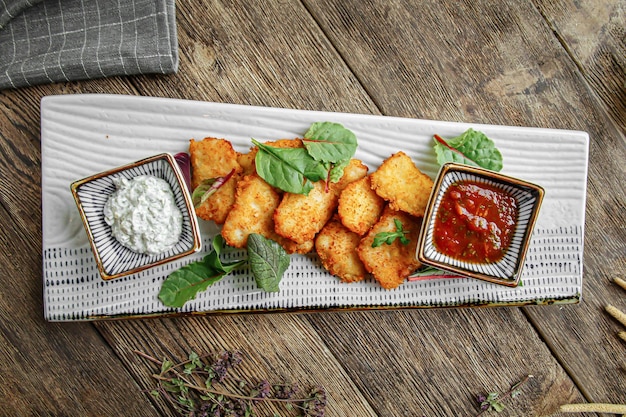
(247, 233, 290, 293)
(252, 140, 321, 194)
(433, 129, 503, 171)
(303, 122, 358, 163)
(158, 235, 245, 308)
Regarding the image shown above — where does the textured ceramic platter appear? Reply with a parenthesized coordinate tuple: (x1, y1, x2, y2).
(41, 94, 589, 321)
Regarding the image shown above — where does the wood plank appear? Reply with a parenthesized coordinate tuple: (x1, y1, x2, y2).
(308, 309, 587, 416)
(0, 80, 160, 416)
(95, 0, 592, 415)
(529, 0, 626, 406)
(128, 0, 378, 113)
(97, 314, 378, 416)
(304, 0, 626, 409)
(534, 0, 626, 132)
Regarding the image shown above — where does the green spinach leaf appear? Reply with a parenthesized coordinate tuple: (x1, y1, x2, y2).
(247, 233, 290, 293)
(252, 140, 327, 194)
(303, 121, 358, 163)
(252, 122, 359, 195)
(433, 129, 503, 171)
(158, 235, 245, 308)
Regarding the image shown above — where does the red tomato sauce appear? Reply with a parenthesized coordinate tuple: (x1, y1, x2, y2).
(433, 180, 517, 263)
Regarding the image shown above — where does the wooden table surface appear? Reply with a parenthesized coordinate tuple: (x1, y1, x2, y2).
(1, 0, 624, 415)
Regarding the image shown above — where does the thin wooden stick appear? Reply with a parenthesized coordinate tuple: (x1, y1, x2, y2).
(613, 277, 626, 292)
(560, 402, 626, 414)
(618, 331, 626, 343)
(605, 304, 626, 328)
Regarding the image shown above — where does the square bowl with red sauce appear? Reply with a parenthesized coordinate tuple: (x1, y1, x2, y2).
(416, 162, 544, 287)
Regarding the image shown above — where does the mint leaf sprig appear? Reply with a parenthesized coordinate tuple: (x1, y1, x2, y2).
(372, 218, 410, 248)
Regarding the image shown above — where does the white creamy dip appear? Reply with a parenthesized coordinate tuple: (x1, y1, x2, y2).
(104, 175, 183, 255)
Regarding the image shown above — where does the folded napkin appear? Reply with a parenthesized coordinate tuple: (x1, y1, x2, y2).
(0, 0, 178, 90)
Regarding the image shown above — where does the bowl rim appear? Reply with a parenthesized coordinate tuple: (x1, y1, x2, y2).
(70, 153, 202, 280)
(416, 162, 545, 287)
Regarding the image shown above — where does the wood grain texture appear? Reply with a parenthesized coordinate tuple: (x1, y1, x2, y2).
(0, 0, 623, 415)
(97, 315, 378, 416)
(0, 81, 157, 416)
(308, 308, 587, 416)
(304, 0, 626, 408)
(534, 0, 626, 133)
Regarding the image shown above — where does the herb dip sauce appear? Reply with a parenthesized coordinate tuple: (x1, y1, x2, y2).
(104, 175, 183, 255)
(433, 180, 517, 263)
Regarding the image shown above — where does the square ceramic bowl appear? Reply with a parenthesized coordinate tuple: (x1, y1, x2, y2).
(416, 163, 544, 287)
(70, 153, 201, 280)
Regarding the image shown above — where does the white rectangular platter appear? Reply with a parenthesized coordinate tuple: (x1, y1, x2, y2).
(41, 94, 589, 321)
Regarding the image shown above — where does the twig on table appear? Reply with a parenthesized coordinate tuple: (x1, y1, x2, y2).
(613, 277, 626, 292)
(605, 304, 626, 328)
(560, 402, 626, 414)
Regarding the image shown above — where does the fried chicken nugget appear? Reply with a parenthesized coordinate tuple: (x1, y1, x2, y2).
(315, 217, 367, 283)
(189, 138, 243, 224)
(370, 151, 433, 217)
(236, 148, 257, 176)
(331, 159, 368, 194)
(274, 180, 336, 245)
(337, 175, 385, 235)
(221, 174, 312, 253)
(357, 206, 422, 289)
(221, 174, 280, 248)
(273, 159, 368, 245)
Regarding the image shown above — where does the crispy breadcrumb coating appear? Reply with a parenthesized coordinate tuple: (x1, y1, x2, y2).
(357, 206, 422, 289)
(220, 174, 310, 254)
(221, 174, 281, 248)
(331, 159, 368, 194)
(337, 175, 385, 235)
(189, 137, 243, 224)
(370, 151, 433, 217)
(274, 159, 368, 244)
(274, 180, 336, 244)
(315, 217, 367, 283)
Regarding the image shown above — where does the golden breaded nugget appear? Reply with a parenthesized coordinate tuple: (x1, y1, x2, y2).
(370, 151, 433, 217)
(221, 174, 281, 248)
(220, 174, 310, 253)
(357, 206, 422, 289)
(236, 148, 257, 176)
(274, 180, 337, 244)
(274, 158, 367, 245)
(195, 176, 239, 225)
(338, 175, 385, 235)
(315, 218, 367, 283)
(189, 137, 241, 189)
(331, 159, 368, 194)
(280, 238, 314, 255)
(189, 137, 243, 224)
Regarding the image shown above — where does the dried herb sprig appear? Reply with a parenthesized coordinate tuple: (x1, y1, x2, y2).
(134, 350, 326, 417)
(474, 374, 533, 416)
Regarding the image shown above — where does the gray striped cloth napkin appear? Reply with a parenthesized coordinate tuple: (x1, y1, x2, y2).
(0, 0, 178, 90)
